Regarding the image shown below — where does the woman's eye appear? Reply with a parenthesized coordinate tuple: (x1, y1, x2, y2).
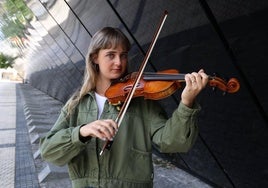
(107, 54, 115, 59)
(106, 54, 114, 59)
(121, 54, 128, 59)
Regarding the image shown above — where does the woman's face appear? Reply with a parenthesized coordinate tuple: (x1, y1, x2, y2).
(94, 45, 128, 82)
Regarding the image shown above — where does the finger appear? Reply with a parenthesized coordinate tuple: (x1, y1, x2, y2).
(185, 74, 193, 86)
(191, 74, 197, 83)
(104, 119, 118, 131)
(97, 125, 113, 141)
(102, 120, 118, 138)
(192, 72, 202, 84)
(187, 72, 197, 83)
(97, 120, 118, 140)
(92, 128, 107, 141)
(198, 70, 209, 86)
(81, 123, 107, 140)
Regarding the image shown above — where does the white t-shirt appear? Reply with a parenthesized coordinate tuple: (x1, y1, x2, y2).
(94, 92, 107, 119)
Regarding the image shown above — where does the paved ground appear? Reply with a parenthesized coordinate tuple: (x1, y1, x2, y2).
(0, 81, 40, 188)
(0, 82, 16, 187)
(0, 81, 214, 188)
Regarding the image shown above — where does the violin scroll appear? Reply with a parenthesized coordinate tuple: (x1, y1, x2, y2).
(208, 76, 240, 93)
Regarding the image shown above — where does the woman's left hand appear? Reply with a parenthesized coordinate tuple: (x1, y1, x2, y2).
(181, 69, 209, 108)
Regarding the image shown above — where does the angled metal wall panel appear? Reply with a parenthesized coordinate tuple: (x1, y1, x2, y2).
(25, 0, 86, 101)
(23, 0, 268, 187)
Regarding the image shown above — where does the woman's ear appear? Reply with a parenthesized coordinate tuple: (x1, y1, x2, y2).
(91, 54, 99, 72)
(91, 54, 98, 64)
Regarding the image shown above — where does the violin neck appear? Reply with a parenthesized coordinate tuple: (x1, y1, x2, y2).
(143, 72, 186, 81)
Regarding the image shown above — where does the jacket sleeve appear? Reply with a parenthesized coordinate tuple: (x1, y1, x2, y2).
(39, 106, 87, 166)
(151, 101, 201, 153)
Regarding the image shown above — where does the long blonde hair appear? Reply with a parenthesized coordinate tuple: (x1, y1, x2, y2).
(66, 27, 131, 115)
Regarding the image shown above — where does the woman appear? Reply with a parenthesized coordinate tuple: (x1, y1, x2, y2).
(40, 27, 209, 188)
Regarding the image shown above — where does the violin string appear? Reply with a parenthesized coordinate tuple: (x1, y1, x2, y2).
(143, 72, 186, 81)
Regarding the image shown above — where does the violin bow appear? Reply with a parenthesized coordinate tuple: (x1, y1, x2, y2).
(100, 10, 168, 155)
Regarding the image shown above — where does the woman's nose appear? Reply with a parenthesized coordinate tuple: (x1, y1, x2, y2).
(114, 55, 122, 65)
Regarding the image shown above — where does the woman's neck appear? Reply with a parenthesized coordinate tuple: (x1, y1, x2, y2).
(95, 78, 111, 96)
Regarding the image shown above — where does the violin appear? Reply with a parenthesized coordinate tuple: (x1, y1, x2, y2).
(105, 69, 240, 105)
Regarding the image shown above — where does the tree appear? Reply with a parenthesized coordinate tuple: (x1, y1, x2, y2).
(0, 0, 33, 39)
(0, 52, 16, 68)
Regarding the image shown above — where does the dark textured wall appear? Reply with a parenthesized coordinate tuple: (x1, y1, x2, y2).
(24, 0, 268, 187)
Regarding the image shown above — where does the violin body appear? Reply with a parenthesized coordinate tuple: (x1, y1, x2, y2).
(105, 69, 240, 105)
(105, 70, 181, 105)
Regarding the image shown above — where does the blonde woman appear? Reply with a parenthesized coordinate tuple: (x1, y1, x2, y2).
(40, 27, 208, 188)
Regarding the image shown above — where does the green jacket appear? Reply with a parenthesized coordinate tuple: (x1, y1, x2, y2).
(40, 92, 200, 188)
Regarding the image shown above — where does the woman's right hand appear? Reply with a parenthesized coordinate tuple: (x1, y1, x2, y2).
(79, 119, 118, 141)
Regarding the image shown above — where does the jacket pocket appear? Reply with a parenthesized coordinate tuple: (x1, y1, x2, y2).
(123, 147, 153, 182)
